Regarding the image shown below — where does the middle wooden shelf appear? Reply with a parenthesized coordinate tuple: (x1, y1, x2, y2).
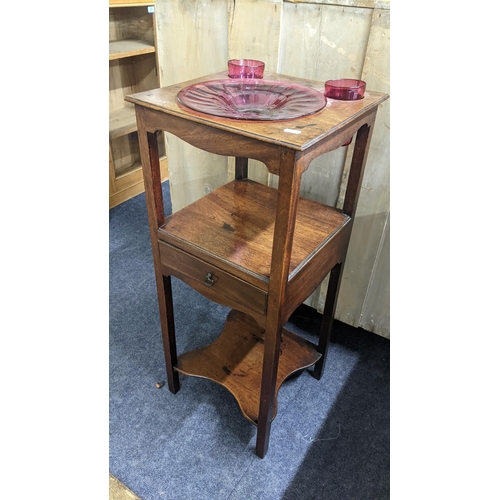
(158, 179, 353, 325)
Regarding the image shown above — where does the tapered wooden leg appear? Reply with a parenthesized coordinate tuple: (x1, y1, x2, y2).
(342, 122, 373, 217)
(135, 107, 180, 394)
(256, 322, 282, 458)
(313, 263, 342, 380)
(158, 275, 180, 393)
(256, 148, 302, 458)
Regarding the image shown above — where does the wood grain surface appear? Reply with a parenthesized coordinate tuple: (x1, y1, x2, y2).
(125, 71, 388, 152)
(158, 179, 350, 285)
(175, 309, 321, 425)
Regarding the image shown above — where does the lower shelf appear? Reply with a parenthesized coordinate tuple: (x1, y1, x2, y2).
(174, 309, 321, 425)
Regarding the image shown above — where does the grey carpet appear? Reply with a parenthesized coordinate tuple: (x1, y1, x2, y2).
(109, 181, 390, 500)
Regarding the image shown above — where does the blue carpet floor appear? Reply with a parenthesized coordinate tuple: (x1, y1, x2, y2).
(109, 181, 390, 500)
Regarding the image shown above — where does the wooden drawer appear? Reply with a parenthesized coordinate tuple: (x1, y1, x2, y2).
(159, 241, 267, 316)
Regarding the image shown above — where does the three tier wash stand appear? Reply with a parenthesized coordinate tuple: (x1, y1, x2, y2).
(125, 71, 389, 458)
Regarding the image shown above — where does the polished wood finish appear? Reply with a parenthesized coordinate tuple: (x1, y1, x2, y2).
(175, 309, 321, 425)
(128, 71, 388, 458)
(158, 180, 350, 287)
(159, 241, 268, 317)
(126, 70, 385, 152)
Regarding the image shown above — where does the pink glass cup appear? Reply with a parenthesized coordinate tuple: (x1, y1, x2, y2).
(228, 59, 265, 79)
(325, 79, 365, 146)
(324, 79, 366, 100)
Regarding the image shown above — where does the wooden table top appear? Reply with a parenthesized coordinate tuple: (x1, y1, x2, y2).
(125, 71, 389, 151)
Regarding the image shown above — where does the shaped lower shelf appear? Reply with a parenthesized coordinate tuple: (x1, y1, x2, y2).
(174, 309, 321, 425)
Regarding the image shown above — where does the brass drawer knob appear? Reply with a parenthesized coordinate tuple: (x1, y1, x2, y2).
(204, 272, 215, 287)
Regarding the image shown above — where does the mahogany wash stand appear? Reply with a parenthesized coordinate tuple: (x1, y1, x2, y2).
(125, 71, 389, 458)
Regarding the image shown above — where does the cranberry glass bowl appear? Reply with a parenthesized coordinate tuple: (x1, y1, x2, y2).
(228, 59, 265, 79)
(324, 79, 366, 100)
(177, 79, 327, 120)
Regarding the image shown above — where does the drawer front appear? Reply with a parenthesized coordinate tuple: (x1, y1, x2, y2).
(159, 242, 267, 316)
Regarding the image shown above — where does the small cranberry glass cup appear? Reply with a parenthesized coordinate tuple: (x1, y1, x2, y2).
(324, 79, 366, 100)
(325, 79, 366, 146)
(228, 59, 265, 79)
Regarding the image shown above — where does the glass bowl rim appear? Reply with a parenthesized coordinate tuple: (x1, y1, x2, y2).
(325, 78, 366, 89)
(228, 58, 265, 68)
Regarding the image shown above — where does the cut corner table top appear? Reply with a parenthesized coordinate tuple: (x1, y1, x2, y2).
(125, 71, 389, 151)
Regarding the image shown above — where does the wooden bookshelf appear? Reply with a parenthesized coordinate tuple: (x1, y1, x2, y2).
(109, 1, 167, 208)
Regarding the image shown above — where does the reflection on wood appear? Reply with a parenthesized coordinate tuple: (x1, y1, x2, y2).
(158, 179, 350, 282)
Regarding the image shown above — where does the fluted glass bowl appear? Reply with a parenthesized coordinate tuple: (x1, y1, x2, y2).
(177, 79, 327, 120)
